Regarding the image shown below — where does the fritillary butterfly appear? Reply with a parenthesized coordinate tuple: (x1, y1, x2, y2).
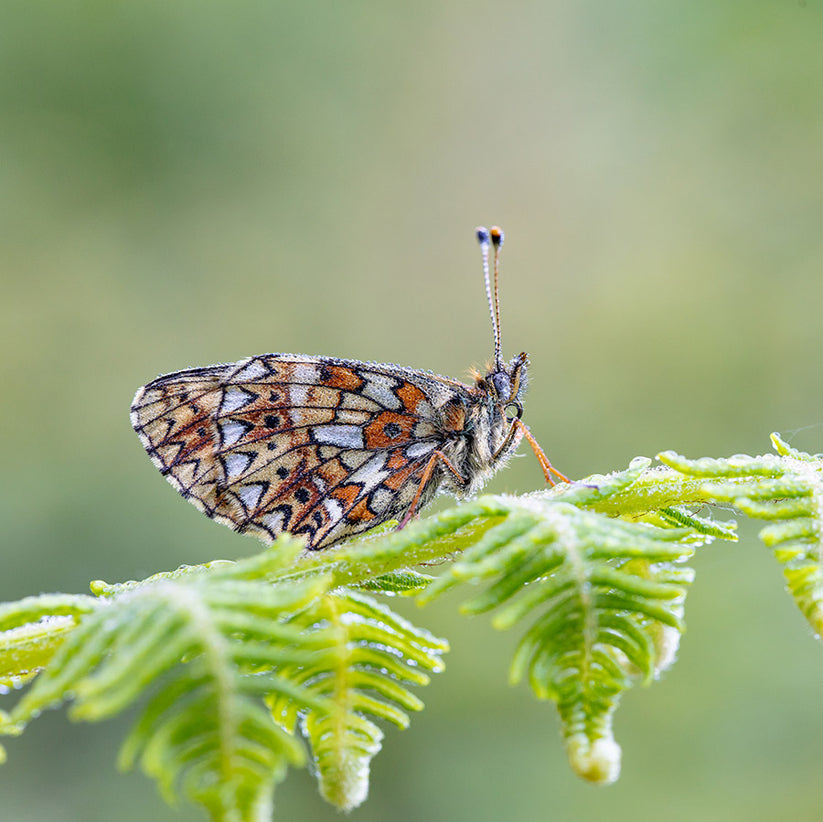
(130, 227, 567, 550)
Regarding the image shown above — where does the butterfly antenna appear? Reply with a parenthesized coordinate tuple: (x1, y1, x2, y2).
(476, 225, 505, 369)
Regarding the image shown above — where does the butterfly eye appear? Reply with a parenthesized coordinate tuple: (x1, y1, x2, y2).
(505, 401, 523, 420)
(491, 371, 512, 401)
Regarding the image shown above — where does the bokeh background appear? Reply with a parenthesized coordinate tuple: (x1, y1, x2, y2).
(3, 2, 823, 820)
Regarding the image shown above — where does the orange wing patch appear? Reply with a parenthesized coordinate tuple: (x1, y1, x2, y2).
(318, 364, 366, 391)
(396, 381, 428, 413)
(348, 496, 378, 523)
(363, 411, 417, 449)
(330, 483, 363, 508)
(382, 459, 422, 492)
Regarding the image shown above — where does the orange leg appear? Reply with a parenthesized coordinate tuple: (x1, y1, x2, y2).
(512, 418, 570, 486)
(398, 450, 466, 530)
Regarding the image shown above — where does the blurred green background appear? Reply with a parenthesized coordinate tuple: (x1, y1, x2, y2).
(3, 1, 823, 820)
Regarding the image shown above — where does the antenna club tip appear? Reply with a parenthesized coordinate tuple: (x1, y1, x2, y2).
(475, 226, 490, 245)
(490, 226, 504, 247)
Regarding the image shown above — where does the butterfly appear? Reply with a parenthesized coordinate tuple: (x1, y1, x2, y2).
(130, 226, 567, 550)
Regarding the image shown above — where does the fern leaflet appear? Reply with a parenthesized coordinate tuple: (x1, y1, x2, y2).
(661, 433, 823, 637)
(270, 589, 447, 811)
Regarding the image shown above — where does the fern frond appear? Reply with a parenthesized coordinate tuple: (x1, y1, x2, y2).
(0, 457, 752, 808)
(270, 590, 447, 811)
(6, 537, 335, 822)
(660, 433, 823, 637)
(413, 490, 697, 785)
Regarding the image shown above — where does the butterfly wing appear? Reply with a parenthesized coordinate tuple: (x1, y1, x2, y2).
(131, 353, 469, 549)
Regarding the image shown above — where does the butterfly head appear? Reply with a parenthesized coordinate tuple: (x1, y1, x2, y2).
(475, 225, 528, 419)
(483, 351, 528, 419)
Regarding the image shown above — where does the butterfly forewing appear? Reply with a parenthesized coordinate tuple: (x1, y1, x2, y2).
(131, 353, 470, 549)
(131, 227, 558, 550)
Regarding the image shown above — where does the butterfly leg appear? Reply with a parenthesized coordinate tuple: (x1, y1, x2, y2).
(397, 450, 467, 530)
(510, 418, 570, 486)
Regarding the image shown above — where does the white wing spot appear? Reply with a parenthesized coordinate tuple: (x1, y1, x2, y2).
(220, 387, 257, 415)
(348, 453, 389, 493)
(223, 452, 253, 478)
(220, 420, 249, 447)
(313, 424, 365, 449)
(262, 511, 285, 532)
(406, 441, 437, 459)
(289, 384, 308, 405)
(323, 498, 343, 522)
(293, 364, 318, 383)
(361, 375, 401, 410)
(237, 483, 265, 512)
(234, 358, 268, 381)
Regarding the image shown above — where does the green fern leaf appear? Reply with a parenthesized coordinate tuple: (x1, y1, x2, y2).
(412, 491, 696, 785)
(270, 590, 447, 811)
(356, 570, 435, 594)
(0, 593, 99, 687)
(660, 433, 823, 637)
(5, 538, 335, 821)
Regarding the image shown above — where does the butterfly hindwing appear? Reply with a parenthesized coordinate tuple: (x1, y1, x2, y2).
(131, 354, 465, 549)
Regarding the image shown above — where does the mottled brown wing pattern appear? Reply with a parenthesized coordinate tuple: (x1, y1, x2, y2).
(131, 354, 469, 549)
